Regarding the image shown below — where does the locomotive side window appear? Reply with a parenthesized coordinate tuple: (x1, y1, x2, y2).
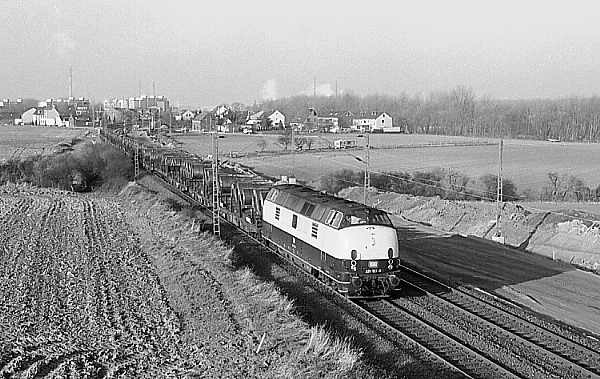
(292, 214, 298, 229)
(325, 210, 343, 228)
(325, 210, 336, 225)
(300, 202, 315, 217)
(331, 212, 343, 228)
(275, 207, 280, 220)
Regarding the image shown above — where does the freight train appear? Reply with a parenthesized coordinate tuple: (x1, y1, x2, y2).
(101, 129, 401, 297)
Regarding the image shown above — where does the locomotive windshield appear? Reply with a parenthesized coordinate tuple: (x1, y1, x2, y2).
(339, 209, 392, 228)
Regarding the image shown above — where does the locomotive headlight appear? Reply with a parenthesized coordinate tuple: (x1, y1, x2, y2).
(388, 248, 394, 258)
(351, 249, 358, 260)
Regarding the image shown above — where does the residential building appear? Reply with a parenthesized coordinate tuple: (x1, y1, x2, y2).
(352, 112, 397, 132)
(181, 110, 196, 121)
(318, 116, 339, 132)
(305, 107, 339, 132)
(191, 112, 214, 132)
(21, 104, 65, 126)
(267, 110, 285, 129)
(246, 110, 264, 126)
(289, 117, 305, 131)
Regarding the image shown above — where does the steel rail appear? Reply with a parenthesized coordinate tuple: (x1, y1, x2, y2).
(400, 264, 600, 378)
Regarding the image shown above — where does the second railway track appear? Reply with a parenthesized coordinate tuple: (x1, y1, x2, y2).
(399, 264, 600, 378)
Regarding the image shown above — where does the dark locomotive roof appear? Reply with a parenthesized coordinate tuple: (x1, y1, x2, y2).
(265, 184, 392, 228)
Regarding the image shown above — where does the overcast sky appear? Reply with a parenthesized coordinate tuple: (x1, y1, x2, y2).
(2, 0, 600, 106)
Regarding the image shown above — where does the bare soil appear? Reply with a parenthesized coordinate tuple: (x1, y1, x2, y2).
(0, 126, 92, 160)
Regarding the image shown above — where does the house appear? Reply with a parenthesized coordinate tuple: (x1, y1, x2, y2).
(336, 111, 354, 131)
(319, 116, 339, 132)
(289, 116, 305, 131)
(267, 110, 285, 129)
(352, 112, 397, 132)
(21, 104, 65, 126)
(181, 110, 196, 121)
(305, 107, 339, 132)
(191, 112, 213, 132)
(246, 110, 264, 126)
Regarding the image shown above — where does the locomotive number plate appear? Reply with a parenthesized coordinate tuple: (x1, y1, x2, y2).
(368, 261, 379, 268)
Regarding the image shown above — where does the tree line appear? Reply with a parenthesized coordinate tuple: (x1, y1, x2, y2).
(259, 88, 600, 142)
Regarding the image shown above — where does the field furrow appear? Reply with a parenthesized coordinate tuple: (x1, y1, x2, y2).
(0, 189, 194, 377)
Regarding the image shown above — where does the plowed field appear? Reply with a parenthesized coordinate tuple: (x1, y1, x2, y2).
(0, 190, 188, 377)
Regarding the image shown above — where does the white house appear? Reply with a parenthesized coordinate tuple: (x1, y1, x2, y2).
(352, 112, 396, 132)
(246, 110, 264, 126)
(268, 110, 285, 128)
(181, 110, 196, 121)
(21, 105, 64, 126)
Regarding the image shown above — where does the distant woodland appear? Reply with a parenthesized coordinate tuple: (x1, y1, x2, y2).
(260, 87, 600, 142)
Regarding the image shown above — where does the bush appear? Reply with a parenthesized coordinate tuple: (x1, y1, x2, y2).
(477, 174, 519, 201)
(321, 168, 520, 202)
(0, 142, 133, 191)
(320, 169, 363, 194)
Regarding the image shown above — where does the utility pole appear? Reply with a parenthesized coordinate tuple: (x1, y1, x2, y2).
(495, 139, 504, 239)
(291, 125, 295, 178)
(211, 117, 221, 237)
(134, 143, 140, 179)
(152, 81, 156, 98)
(138, 80, 142, 98)
(313, 77, 316, 98)
(363, 133, 370, 204)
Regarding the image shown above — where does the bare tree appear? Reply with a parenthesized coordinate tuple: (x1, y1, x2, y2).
(277, 134, 291, 150)
(305, 137, 314, 150)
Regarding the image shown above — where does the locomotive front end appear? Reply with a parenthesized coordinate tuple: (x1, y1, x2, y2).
(337, 215, 400, 297)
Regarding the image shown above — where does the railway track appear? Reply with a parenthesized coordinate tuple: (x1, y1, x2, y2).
(357, 298, 519, 378)
(399, 264, 600, 379)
